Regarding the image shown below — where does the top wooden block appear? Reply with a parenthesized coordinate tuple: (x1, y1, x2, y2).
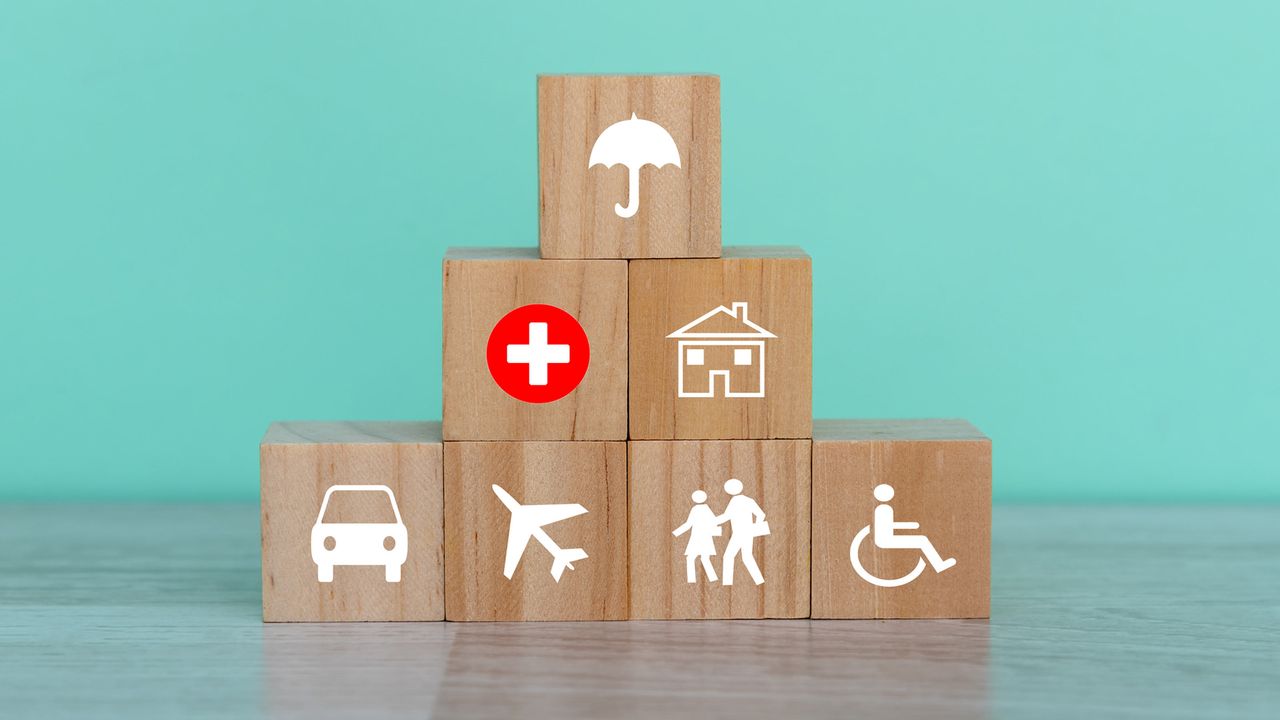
(538, 74, 721, 259)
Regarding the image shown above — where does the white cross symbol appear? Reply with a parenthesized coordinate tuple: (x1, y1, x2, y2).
(506, 322, 570, 386)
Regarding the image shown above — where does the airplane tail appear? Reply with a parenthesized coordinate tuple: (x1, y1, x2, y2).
(549, 548, 589, 582)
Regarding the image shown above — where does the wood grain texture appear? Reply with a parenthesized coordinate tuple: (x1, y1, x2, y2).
(811, 419, 991, 619)
(538, 75, 721, 259)
(629, 247, 812, 439)
(444, 441, 628, 621)
(4, 504, 1278, 718)
(629, 440, 810, 619)
(442, 248, 627, 441)
(260, 421, 443, 622)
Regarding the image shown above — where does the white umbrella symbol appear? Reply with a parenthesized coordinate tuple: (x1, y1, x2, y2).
(588, 113, 681, 219)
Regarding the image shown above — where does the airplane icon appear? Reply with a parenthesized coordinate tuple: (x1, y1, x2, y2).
(491, 484, 589, 582)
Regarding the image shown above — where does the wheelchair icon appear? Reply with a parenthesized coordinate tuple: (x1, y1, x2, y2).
(849, 525, 926, 588)
(848, 483, 957, 588)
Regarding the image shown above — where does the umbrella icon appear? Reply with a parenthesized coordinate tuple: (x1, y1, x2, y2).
(588, 113, 681, 219)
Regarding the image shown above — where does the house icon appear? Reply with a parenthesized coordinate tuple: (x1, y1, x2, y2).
(666, 302, 777, 398)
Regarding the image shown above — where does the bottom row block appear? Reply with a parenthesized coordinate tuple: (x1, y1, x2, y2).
(628, 439, 811, 620)
(812, 420, 990, 619)
(444, 441, 629, 621)
(259, 422, 445, 622)
(260, 419, 989, 622)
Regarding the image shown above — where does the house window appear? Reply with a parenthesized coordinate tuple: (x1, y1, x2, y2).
(686, 348, 705, 365)
(734, 348, 753, 365)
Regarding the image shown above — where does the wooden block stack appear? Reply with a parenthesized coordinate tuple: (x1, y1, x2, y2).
(260, 74, 991, 623)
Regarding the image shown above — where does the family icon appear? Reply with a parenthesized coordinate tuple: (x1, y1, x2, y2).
(850, 483, 956, 588)
(671, 479, 770, 586)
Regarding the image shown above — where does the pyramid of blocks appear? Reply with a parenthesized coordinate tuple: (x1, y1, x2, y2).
(260, 75, 991, 622)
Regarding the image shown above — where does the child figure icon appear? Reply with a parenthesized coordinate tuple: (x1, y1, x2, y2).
(850, 483, 957, 588)
(671, 490, 722, 583)
(672, 479, 770, 586)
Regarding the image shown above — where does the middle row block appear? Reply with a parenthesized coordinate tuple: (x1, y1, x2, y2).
(442, 246, 812, 441)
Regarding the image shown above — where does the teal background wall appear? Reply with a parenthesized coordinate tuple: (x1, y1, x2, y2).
(1, 2, 1277, 502)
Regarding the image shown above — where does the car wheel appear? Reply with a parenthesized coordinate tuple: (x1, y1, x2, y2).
(317, 564, 334, 582)
(385, 564, 401, 583)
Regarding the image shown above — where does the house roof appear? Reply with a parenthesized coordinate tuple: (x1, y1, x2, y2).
(666, 302, 777, 339)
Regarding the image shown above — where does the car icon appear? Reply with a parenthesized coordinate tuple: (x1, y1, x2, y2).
(311, 484, 408, 583)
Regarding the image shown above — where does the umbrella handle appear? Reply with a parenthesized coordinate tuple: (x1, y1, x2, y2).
(615, 165, 641, 218)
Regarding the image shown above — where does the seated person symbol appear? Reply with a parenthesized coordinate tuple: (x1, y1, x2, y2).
(850, 483, 956, 588)
(871, 483, 956, 572)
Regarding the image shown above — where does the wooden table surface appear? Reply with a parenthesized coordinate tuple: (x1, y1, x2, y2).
(1, 505, 1276, 719)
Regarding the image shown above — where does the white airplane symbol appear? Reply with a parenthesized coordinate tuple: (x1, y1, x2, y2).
(492, 484, 589, 582)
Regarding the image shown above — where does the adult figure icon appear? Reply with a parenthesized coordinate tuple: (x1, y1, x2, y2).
(871, 484, 956, 573)
(716, 478, 769, 585)
(671, 490, 722, 583)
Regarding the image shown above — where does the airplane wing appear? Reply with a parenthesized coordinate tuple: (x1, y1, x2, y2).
(503, 522, 533, 579)
(530, 503, 588, 526)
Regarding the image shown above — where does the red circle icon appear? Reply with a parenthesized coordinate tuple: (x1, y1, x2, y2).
(486, 304, 590, 404)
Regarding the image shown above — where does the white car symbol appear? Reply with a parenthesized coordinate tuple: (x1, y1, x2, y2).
(311, 484, 408, 583)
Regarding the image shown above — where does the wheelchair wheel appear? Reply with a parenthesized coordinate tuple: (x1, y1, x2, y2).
(849, 526, 926, 588)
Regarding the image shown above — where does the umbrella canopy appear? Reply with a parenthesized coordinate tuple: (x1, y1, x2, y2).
(588, 113, 681, 218)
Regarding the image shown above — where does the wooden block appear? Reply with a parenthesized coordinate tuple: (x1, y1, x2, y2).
(811, 419, 991, 619)
(260, 421, 444, 622)
(628, 440, 811, 619)
(538, 74, 721, 259)
(629, 247, 812, 440)
(444, 441, 628, 621)
(442, 247, 627, 441)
